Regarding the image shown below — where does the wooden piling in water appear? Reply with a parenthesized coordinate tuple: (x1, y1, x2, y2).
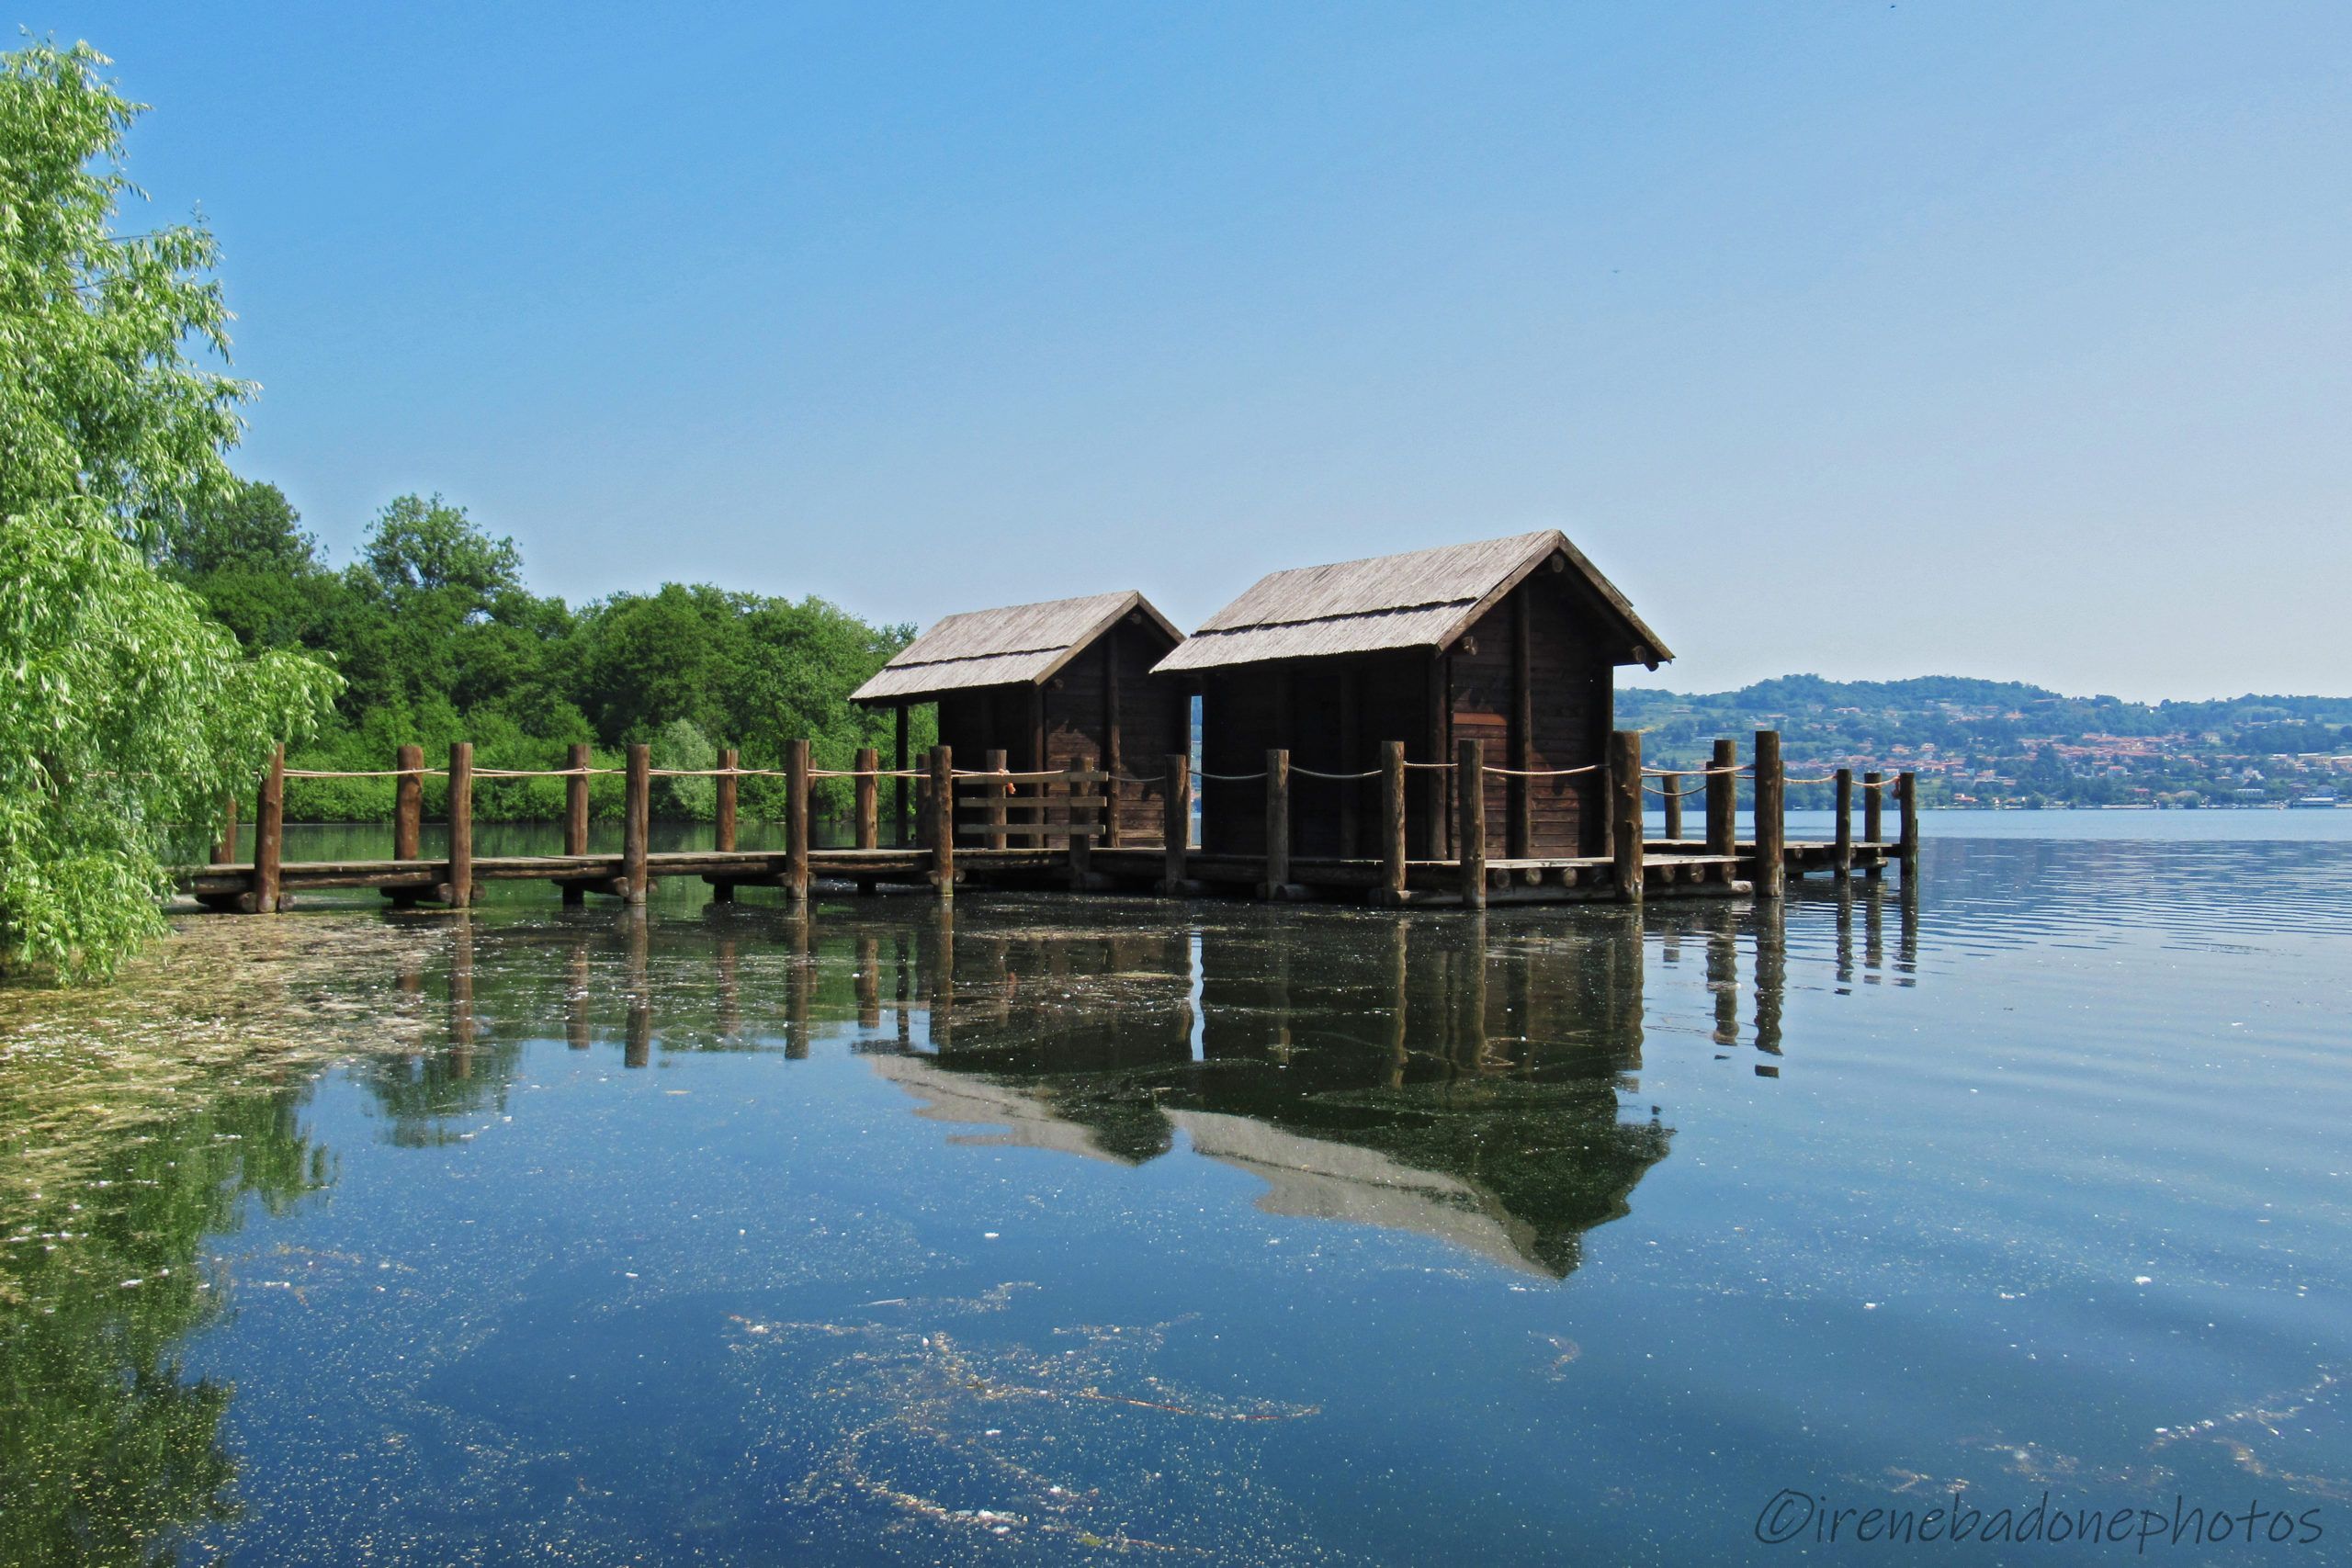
(894, 705, 910, 848)
(1662, 771, 1683, 840)
(1706, 737, 1736, 882)
(1753, 729, 1784, 900)
(387, 743, 426, 908)
(929, 745, 955, 897)
(1609, 730, 1642, 903)
(712, 747, 739, 904)
(251, 746, 285, 914)
(786, 738, 811, 901)
(1899, 771, 1919, 882)
(211, 793, 239, 865)
(1069, 757, 1093, 890)
(1163, 753, 1189, 891)
(1834, 766, 1853, 878)
(1457, 738, 1487, 909)
(1863, 770, 1885, 880)
(1379, 739, 1407, 907)
(447, 742, 474, 909)
(984, 748, 1009, 850)
(1261, 749, 1290, 899)
(622, 743, 648, 907)
(854, 747, 879, 851)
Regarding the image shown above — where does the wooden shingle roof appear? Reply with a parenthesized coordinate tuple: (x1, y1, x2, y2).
(1151, 529, 1669, 674)
(851, 590, 1181, 705)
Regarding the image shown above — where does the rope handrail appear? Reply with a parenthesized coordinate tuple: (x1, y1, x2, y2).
(948, 768, 1091, 784)
(1642, 764, 1748, 778)
(1196, 770, 1268, 783)
(474, 766, 622, 778)
(1288, 765, 1383, 781)
(1483, 763, 1600, 778)
(283, 768, 447, 780)
(1400, 760, 1454, 772)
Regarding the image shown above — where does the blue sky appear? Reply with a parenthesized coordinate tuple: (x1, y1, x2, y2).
(28, 2, 2351, 698)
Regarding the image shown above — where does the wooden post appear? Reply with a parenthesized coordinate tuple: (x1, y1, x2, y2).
(1457, 738, 1487, 909)
(1706, 738, 1737, 870)
(1163, 753, 1189, 891)
(1609, 730, 1642, 904)
(447, 741, 474, 909)
(622, 742, 648, 907)
(711, 746, 739, 905)
(929, 745, 955, 897)
(560, 741, 588, 908)
(210, 792, 239, 865)
(984, 747, 1008, 850)
(894, 705, 910, 847)
(1863, 769, 1884, 845)
(1260, 749, 1289, 899)
(1661, 771, 1684, 841)
(786, 738, 811, 901)
(1899, 771, 1919, 882)
(1833, 767, 1854, 877)
(252, 746, 285, 914)
(1379, 739, 1408, 906)
(1068, 757, 1092, 890)
(386, 742, 426, 909)
(1753, 729, 1785, 900)
(854, 747, 878, 850)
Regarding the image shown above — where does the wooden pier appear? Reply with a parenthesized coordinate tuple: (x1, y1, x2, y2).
(176, 730, 1917, 914)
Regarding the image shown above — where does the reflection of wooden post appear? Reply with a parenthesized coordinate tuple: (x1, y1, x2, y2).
(1260, 749, 1289, 899)
(567, 939, 592, 1050)
(1661, 772, 1683, 841)
(1833, 767, 1853, 877)
(786, 738, 811, 901)
(1609, 730, 1642, 904)
(1162, 753, 1189, 891)
(1755, 897, 1785, 1056)
(854, 747, 878, 850)
(718, 936, 740, 1038)
(1898, 771, 1919, 882)
(1706, 738, 1737, 883)
(856, 931, 880, 1032)
(446, 742, 473, 909)
(930, 746, 955, 898)
(622, 743, 649, 906)
(449, 919, 476, 1076)
(211, 792, 239, 864)
(713, 747, 739, 905)
(252, 746, 285, 913)
(984, 748, 1008, 850)
(1457, 738, 1486, 910)
(625, 909, 650, 1066)
(1378, 739, 1407, 906)
(1753, 729, 1784, 900)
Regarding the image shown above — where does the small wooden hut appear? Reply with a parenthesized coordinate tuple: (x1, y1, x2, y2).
(1152, 530, 1669, 861)
(850, 591, 1186, 844)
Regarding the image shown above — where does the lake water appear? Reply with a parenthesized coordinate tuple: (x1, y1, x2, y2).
(5, 816, 2347, 1563)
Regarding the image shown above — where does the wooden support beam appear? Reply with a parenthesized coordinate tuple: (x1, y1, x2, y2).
(712, 747, 739, 904)
(1899, 770, 1920, 882)
(210, 792, 239, 865)
(930, 745, 955, 897)
(1608, 730, 1641, 904)
(786, 738, 811, 901)
(1457, 738, 1487, 910)
(1379, 739, 1408, 907)
(854, 747, 879, 850)
(1102, 640, 1122, 848)
(1068, 757, 1093, 890)
(894, 705, 911, 847)
(562, 740, 589, 853)
(389, 742, 427, 908)
(622, 743, 648, 907)
(1661, 771, 1683, 841)
(251, 745, 285, 914)
(1753, 729, 1785, 900)
(1510, 590, 1532, 859)
(984, 748, 1008, 850)
(447, 741, 475, 909)
(1163, 752, 1189, 892)
(1863, 769, 1884, 845)
(1261, 749, 1290, 899)
(1339, 666, 1361, 857)
(1833, 766, 1853, 877)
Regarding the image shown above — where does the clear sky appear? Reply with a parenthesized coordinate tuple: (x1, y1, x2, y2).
(28, 2, 2352, 699)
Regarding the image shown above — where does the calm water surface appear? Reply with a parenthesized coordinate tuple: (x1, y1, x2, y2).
(4, 818, 2347, 1563)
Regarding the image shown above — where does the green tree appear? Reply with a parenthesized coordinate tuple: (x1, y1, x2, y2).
(0, 39, 338, 977)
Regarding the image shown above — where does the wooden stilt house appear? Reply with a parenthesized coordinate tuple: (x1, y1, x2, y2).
(850, 591, 1186, 844)
(1152, 530, 1670, 862)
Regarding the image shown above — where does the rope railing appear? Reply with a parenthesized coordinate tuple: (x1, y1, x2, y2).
(1288, 765, 1383, 781)
(283, 767, 447, 780)
(1483, 762, 1602, 778)
(1196, 770, 1269, 783)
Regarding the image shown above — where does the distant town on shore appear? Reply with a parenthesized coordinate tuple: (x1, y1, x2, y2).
(1619, 675, 2352, 810)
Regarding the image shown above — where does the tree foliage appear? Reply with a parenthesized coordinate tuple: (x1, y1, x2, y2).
(1, 40, 337, 978)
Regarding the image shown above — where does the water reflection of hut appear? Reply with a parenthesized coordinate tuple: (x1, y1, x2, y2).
(850, 592, 1187, 843)
(881, 914, 1671, 1278)
(1152, 530, 1671, 862)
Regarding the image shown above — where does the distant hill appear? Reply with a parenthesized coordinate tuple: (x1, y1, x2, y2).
(1614, 676, 2352, 808)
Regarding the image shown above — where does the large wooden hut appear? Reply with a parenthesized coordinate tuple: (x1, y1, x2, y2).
(1152, 530, 1670, 861)
(850, 591, 1186, 844)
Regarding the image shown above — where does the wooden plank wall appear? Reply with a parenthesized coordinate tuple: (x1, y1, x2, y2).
(1449, 577, 1612, 857)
